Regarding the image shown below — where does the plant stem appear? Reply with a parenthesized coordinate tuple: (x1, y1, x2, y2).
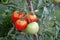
(33, 34, 38, 40)
(26, 0, 38, 40)
(26, 0, 34, 14)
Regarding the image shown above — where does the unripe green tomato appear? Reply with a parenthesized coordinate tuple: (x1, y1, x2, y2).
(54, 0, 60, 3)
(26, 22, 39, 34)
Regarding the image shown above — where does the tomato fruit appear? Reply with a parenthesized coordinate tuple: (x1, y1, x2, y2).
(26, 22, 39, 34)
(11, 11, 25, 22)
(11, 11, 20, 22)
(15, 19, 28, 31)
(19, 12, 25, 18)
(27, 13, 37, 23)
(24, 17, 29, 24)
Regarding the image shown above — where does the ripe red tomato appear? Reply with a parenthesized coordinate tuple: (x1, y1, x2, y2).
(24, 17, 29, 24)
(15, 19, 28, 31)
(19, 12, 25, 18)
(27, 13, 37, 23)
(11, 11, 20, 22)
(11, 11, 25, 22)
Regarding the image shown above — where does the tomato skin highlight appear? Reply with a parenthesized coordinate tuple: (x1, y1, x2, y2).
(11, 11, 20, 22)
(15, 19, 28, 31)
(27, 13, 37, 23)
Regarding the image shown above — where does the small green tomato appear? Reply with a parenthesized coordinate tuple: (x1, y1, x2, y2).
(54, 0, 60, 3)
(26, 22, 39, 34)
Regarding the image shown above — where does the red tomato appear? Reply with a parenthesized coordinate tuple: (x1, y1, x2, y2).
(25, 17, 29, 24)
(27, 13, 37, 23)
(19, 12, 25, 18)
(15, 19, 28, 31)
(11, 11, 25, 22)
(11, 11, 20, 22)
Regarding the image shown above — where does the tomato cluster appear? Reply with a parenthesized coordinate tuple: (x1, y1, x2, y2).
(11, 11, 39, 34)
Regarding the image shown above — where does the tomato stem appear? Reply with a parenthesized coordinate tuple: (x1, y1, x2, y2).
(33, 34, 38, 40)
(26, 0, 34, 14)
(26, 0, 38, 40)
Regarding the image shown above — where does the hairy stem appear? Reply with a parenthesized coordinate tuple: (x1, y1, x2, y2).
(26, 0, 34, 13)
(26, 0, 38, 40)
(33, 34, 38, 40)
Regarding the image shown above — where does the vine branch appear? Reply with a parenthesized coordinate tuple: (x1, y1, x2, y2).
(27, 0, 34, 13)
(33, 34, 38, 40)
(26, 0, 38, 40)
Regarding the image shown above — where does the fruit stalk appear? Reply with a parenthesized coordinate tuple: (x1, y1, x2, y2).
(26, 0, 38, 40)
(33, 34, 38, 40)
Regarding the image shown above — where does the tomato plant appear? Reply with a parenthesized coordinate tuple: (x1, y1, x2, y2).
(0, 0, 60, 40)
(15, 19, 28, 31)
